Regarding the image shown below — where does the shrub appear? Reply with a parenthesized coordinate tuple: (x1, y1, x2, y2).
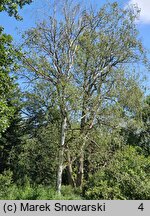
(0, 180, 82, 199)
(0, 170, 13, 199)
(84, 146, 150, 200)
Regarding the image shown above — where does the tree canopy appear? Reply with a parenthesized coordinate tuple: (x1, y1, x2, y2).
(20, 1, 149, 193)
(0, 28, 19, 135)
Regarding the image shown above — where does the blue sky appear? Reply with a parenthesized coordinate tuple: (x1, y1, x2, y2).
(0, 0, 149, 92)
(0, 0, 150, 45)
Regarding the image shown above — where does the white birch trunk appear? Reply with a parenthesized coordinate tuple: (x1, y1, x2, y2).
(57, 116, 67, 194)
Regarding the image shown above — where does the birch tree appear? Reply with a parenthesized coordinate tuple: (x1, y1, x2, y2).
(21, 0, 88, 193)
(67, 2, 148, 187)
(80, 2, 148, 186)
(21, 1, 149, 191)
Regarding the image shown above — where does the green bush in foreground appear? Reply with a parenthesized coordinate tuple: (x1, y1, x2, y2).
(0, 170, 13, 198)
(1, 146, 150, 200)
(84, 146, 150, 200)
(0, 175, 81, 200)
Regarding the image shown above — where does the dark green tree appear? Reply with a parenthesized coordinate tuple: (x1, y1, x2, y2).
(0, 103, 23, 174)
(14, 123, 59, 186)
(21, 79, 60, 137)
(0, 31, 22, 172)
(8, 79, 60, 185)
(0, 28, 19, 136)
(0, 0, 32, 174)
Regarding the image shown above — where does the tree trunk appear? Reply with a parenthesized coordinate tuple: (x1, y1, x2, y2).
(66, 150, 76, 187)
(57, 116, 67, 194)
(76, 68, 89, 188)
(76, 108, 86, 188)
(76, 148, 84, 187)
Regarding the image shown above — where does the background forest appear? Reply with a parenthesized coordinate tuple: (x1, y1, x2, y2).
(0, 0, 150, 200)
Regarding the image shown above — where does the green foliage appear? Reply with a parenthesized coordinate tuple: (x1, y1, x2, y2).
(0, 170, 13, 198)
(0, 171, 81, 199)
(11, 124, 59, 186)
(0, 29, 22, 171)
(122, 95, 150, 155)
(0, 109, 23, 174)
(0, 0, 32, 20)
(0, 180, 81, 200)
(0, 28, 20, 136)
(84, 146, 150, 199)
(22, 79, 60, 136)
(139, 96, 150, 154)
(83, 127, 125, 180)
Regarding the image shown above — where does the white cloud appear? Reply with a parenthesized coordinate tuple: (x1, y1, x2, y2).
(128, 0, 150, 24)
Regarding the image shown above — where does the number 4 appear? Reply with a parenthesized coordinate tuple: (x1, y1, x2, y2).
(138, 203, 144, 211)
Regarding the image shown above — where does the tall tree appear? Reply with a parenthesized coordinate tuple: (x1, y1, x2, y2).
(21, 0, 88, 193)
(0, 27, 23, 176)
(74, 2, 148, 187)
(0, 28, 18, 136)
(0, 0, 32, 136)
(21, 1, 149, 192)
(0, 0, 32, 172)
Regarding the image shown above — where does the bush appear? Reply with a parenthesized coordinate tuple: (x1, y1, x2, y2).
(84, 146, 150, 200)
(0, 179, 82, 199)
(0, 170, 13, 199)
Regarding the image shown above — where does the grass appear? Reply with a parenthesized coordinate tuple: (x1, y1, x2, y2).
(0, 183, 82, 200)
